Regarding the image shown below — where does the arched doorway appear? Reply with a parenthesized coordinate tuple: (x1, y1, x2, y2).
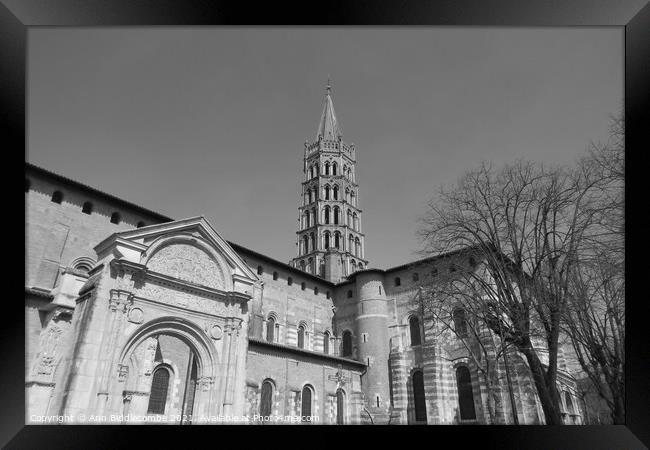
(117, 317, 218, 424)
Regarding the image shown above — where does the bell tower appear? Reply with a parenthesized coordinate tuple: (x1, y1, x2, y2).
(291, 81, 368, 282)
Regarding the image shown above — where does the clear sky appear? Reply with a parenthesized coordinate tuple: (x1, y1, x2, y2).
(28, 27, 622, 269)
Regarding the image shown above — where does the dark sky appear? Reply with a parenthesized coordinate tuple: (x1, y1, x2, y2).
(28, 27, 622, 269)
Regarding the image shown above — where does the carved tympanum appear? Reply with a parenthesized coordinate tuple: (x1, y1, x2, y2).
(147, 243, 226, 290)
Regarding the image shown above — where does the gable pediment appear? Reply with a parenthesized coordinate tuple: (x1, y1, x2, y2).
(94, 216, 259, 292)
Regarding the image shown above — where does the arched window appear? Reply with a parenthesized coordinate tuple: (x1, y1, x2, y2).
(273, 271, 279, 280)
(297, 324, 306, 348)
(347, 210, 353, 227)
(453, 308, 468, 338)
(336, 388, 345, 424)
(314, 286, 319, 296)
(304, 211, 310, 228)
(333, 185, 339, 200)
(325, 185, 330, 200)
(266, 316, 276, 342)
(456, 366, 476, 420)
(351, 260, 357, 272)
(332, 162, 338, 176)
(287, 277, 293, 286)
(72, 258, 94, 274)
(333, 206, 340, 225)
(350, 191, 356, 206)
(82, 201, 93, 214)
(310, 232, 316, 252)
(300, 260, 306, 271)
(110, 212, 121, 224)
(347, 289, 353, 298)
(257, 265, 264, 275)
(334, 232, 341, 249)
(260, 380, 274, 417)
(308, 257, 314, 273)
(413, 370, 427, 422)
(312, 207, 318, 224)
(355, 238, 361, 257)
(324, 206, 330, 224)
(302, 235, 309, 255)
(301, 385, 313, 420)
(147, 367, 170, 414)
(309, 166, 314, 179)
(342, 330, 353, 357)
(301, 281, 306, 291)
(565, 392, 575, 415)
(325, 162, 330, 175)
(308, 190, 313, 204)
(137, 221, 146, 228)
(51, 191, 63, 204)
(323, 331, 330, 354)
(353, 213, 358, 230)
(394, 277, 401, 287)
(409, 316, 422, 346)
(324, 232, 330, 249)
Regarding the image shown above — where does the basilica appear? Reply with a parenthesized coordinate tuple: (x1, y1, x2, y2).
(25, 84, 584, 425)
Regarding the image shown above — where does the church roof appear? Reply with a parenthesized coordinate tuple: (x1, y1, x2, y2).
(315, 81, 342, 141)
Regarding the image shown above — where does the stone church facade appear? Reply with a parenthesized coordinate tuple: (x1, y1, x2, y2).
(24, 85, 583, 425)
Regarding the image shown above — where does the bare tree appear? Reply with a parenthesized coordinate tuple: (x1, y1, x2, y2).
(418, 157, 602, 424)
(563, 115, 624, 424)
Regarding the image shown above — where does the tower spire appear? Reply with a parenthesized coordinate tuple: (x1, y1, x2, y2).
(316, 79, 342, 141)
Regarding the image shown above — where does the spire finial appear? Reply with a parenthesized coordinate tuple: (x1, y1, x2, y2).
(326, 76, 331, 95)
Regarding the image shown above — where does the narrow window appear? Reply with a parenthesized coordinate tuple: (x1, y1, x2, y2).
(287, 277, 293, 286)
(137, 221, 146, 228)
(51, 191, 63, 204)
(314, 286, 319, 295)
(394, 277, 401, 287)
(336, 389, 345, 424)
(110, 212, 121, 224)
(453, 308, 468, 338)
(147, 367, 170, 414)
(342, 330, 353, 357)
(297, 325, 306, 349)
(301, 282, 306, 291)
(326, 291, 330, 299)
(378, 286, 382, 295)
(409, 316, 422, 346)
(257, 265, 263, 275)
(301, 385, 313, 420)
(323, 332, 330, 354)
(412, 272, 419, 282)
(456, 366, 476, 420)
(376, 395, 380, 408)
(82, 201, 93, 214)
(266, 316, 275, 343)
(273, 271, 279, 280)
(565, 392, 575, 415)
(347, 290, 353, 299)
(260, 380, 273, 417)
(413, 371, 427, 422)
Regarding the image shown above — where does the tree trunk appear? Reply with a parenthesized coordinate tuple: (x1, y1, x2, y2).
(521, 346, 563, 424)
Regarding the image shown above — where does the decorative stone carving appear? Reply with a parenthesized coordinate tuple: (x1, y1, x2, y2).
(209, 324, 223, 340)
(143, 338, 158, 376)
(109, 290, 134, 313)
(134, 283, 229, 317)
(198, 376, 214, 392)
(117, 364, 129, 382)
(146, 243, 226, 290)
(127, 307, 144, 324)
(32, 325, 63, 377)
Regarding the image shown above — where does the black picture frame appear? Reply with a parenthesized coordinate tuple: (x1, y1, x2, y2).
(4, 1, 648, 448)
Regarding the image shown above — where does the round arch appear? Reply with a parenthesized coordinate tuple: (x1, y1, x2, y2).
(141, 233, 233, 291)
